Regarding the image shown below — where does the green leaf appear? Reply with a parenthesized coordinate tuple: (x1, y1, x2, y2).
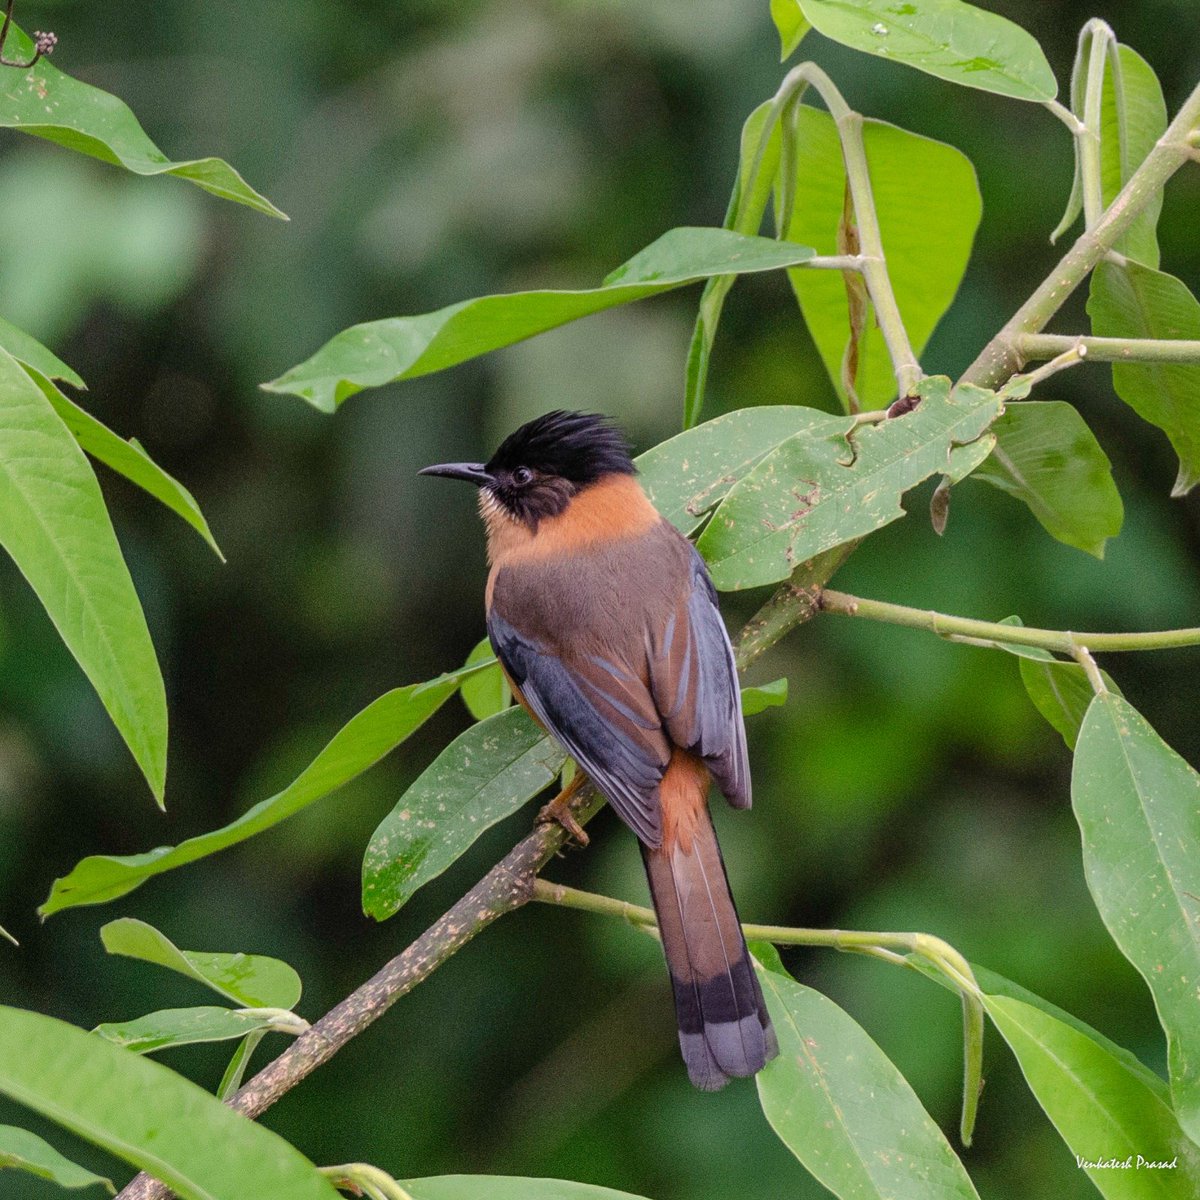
(753, 945, 981, 1200)
(0, 315, 85, 388)
(40, 667, 478, 916)
(1088, 261, 1200, 496)
(683, 102, 781, 428)
(23, 365, 222, 558)
(460, 639, 510, 721)
(1100, 45, 1168, 268)
(93, 1007, 276, 1056)
(217, 1031, 266, 1101)
(778, 108, 981, 410)
(741, 678, 788, 716)
(363, 708, 566, 921)
(985, 995, 1200, 1195)
(1017, 657, 1120, 749)
(697, 377, 999, 590)
(1073, 693, 1200, 1144)
(971, 964, 1168, 1101)
(401, 1180, 650, 1200)
(638, 404, 848, 537)
(0, 1006, 339, 1200)
(100, 919, 302, 1010)
(797, 0, 1056, 102)
(0, 347, 166, 802)
(970, 401, 1123, 558)
(0, 1124, 114, 1193)
(0, 24, 283, 219)
(263, 228, 817, 412)
(771, 0, 812, 59)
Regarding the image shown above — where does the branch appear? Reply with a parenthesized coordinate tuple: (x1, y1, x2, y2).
(766, 64, 922, 397)
(115, 556, 832, 1200)
(1016, 332, 1200, 364)
(961, 75, 1200, 389)
(820, 588, 1200, 654)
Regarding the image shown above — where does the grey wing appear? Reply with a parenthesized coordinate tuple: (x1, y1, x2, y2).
(487, 609, 670, 847)
(647, 544, 750, 808)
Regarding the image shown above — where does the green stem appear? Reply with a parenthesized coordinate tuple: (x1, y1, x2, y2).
(760, 64, 921, 396)
(1079, 21, 1113, 228)
(531, 879, 984, 1145)
(961, 75, 1200, 389)
(820, 589, 1200, 653)
(1016, 332, 1200, 363)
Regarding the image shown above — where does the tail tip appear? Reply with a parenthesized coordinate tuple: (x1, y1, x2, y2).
(681, 1014, 778, 1091)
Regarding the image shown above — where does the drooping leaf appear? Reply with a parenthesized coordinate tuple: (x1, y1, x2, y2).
(0, 1006, 339, 1200)
(741, 678, 788, 716)
(24, 365, 222, 557)
(796, 0, 1056, 102)
(401, 1180, 650, 1200)
(41, 667, 480, 916)
(0, 24, 283, 218)
(1072, 694, 1200, 1143)
(637, 404, 848, 536)
(771, 0, 812, 59)
(460, 639, 510, 721)
(0, 315, 85, 387)
(778, 108, 981, 410)
(1017, 657, 1120, 750)
(93, 1007, 276, 1056)
(100, 919, 302, 1010)
(0, 1125, 114, 1193)
(1100, 45, 1168, 267)
(697, 378, 999, 590)
(364, 708, 565, 920)
(753, 945, 981, 1200)
(971, 964, 1169, 1100)
(1088, 261, 1200, 496)
(0, 347, 166, 802)
(264, 228, 816, 412)
(683, 103, 781, 428)
(985, 994, 1200, 1195)
(970, 401, 1123, 558)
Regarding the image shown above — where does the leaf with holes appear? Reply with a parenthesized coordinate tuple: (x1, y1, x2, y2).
(638, 405, 848, 537)
(697, 378, 999, 590)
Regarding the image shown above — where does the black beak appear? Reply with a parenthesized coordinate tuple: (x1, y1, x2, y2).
(418, 461, 495, 487)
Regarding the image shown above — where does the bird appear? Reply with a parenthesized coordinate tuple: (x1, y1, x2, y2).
(420, 409, 778, 1090)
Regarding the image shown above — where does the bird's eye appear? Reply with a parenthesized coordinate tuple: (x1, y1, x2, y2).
(512, 466, 533, 486)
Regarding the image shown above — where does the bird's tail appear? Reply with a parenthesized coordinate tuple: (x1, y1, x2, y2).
(641, 754, 778, 1091)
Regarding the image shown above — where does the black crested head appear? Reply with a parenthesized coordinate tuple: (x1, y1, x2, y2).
(487, 410, 635, 484)
(482, 410, 635, 526)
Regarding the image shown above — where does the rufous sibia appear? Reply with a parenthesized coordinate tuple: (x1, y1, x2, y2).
(421, 410, 777, 1090)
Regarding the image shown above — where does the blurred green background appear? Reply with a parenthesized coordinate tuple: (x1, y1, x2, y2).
(1, 1, 1199, 1196)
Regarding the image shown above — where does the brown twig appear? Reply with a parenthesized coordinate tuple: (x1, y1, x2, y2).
(114, 556, 829, 1198)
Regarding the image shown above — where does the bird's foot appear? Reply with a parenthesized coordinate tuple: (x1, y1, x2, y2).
(536, 772, 590, 847)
